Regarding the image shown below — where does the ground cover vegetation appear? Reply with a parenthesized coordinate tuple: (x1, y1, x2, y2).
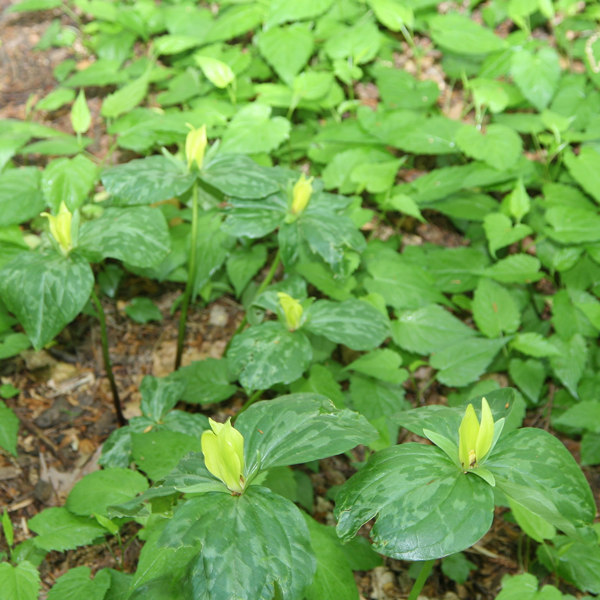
(0, 0, 600, 597)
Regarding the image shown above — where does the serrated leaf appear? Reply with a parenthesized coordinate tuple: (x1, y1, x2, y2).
(483, 212, 532, 256)
(430, 14, 506, 54)
(0, 561, 40, 600)
(368, 0, 413, 31)
(266, 0, 334, 26)
(510, 332, 560, 357)
(0, 252, 94, 350)
(346, 348, 405, 384)
(456, 124, 522, 171)
(47, 567, 111, 600)
(564, 147, 600, 205)
(483, 254, 542, 284)
(511, 47, 560, 112)
(29, 507, 107, 552)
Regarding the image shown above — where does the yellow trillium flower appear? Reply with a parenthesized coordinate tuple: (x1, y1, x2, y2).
(201, 417, 245, 493)
(291, 173, 314, 216)
(185, 124, 207, 171)
(40, 202, 73, 256)
(458, 397, 494, 471)
(277, 292, 303, 331)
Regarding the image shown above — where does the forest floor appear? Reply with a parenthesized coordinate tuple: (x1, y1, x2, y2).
(1, 3, 599, 599)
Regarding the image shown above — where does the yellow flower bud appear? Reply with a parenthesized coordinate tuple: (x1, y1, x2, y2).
(291, 173, 314, 216)
(201, 417, 245, 493)
(40, 202, 73, 256)
(458, 398, 494, 471)
(277, 292, 303, 331)
(185, 124, 207, 171)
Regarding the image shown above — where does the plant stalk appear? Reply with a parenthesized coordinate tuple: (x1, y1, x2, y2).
(235, 390, 264, 420)
(407, 559, 435, 600)
(175, 180, 199, 370)
(91, 289, 126, 427)
(224, 249, 281, 356)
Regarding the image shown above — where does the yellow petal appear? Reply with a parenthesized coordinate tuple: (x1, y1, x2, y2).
(277, 292, 303, 331)
(291, 174, 313, 215)
(41, 202, 73, 255)
(476, 397, 494, 462)
(185, 124, 207, 171)
(208, 417, 224, 435)
(201, 430, 224, 483)
(458, 404, 480, 469)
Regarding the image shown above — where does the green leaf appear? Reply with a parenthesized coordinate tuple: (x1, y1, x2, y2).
(0, 561, 40, 600)
(508, 498, 556, 543)
(350, 159, 404, 194)
(483, 254, 542, 284)
(335, 444, 494, 560)
(226, 245, 268, 297)
(179, 488, 316, 600)
(139, 376, 186, 421)
(486, 428, 597, 542)
(384, 193, 425, 222)
(36, 87, 76, 112)
(0, 168, 44, 227)
(194, 55, 235, 88)
(456, 124, 522, 171)
(125, 297, 163, 324)
(553, 401, 600, 434)
(391, 304, 477, 355)
(581, 432, 600, 466)
(228, 322, 312, 391)
(0, 401, 19, 456)
(545, 206, 600, 244)
(506, 179, 530, 223)
(305, 299, 390, 351)
(345, 348, 406, 384)
(71, 90, 91, 135)
(168, 358, 237, 405)
(262, 466, 298, 502)
(483, 212, 532, 256)
(7, 0, 62, 11)
(349, 374, 408, 422)
(368, 0, 413, 30)
(496, 573, 552, 600)
(42, 155, 97, 212)
(20, 136, 92, 156)
(267, 0, 333, 26)
(66, 468, 149, 517)
(473, 278, 520, 338)
(564, 147, 600, 205)
(47, 567, 111, 600)
(429, 14, 506, 54)
(549, 334, 587, 398)
(508, 359, 545, 404)
(101, 156, 195, 205)
(29, 507, 107, 552)
(0, 252, 94, 350)
(431, 337, 508, 387)
(236, 393, 378, 472)
(203, 4, 264, 44)
(364, 259, 448, 310)
(304, 516, 359, 600)
(132, 430, 202, 481)
(441, 553, 476, 585)
(290, 364, 346, 408)
(220, 104, 291, 155)
(101, 72, 149, 119)
(510, 332, 560, 357)
(511, 47, 560, 112)
(257, 24, 313, 86)
(78, 207, 170, 268)
(0, 334, 31, 360)
(548, 539, 600, 594)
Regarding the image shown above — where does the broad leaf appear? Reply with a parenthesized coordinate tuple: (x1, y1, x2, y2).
(549, 334, 587, 398)
(486, 428, 597, 542)
(472, 278, 520, 338)
(168, 358, 237, 405)
(226, 244, 268, 297)
(483, 213, 532, 256)
(266, 0, 333, 26)
(42, 156, 97, 212)
(101, 72, 149, 119)
(483, 254, 542, 284)
(0, 561, 40, 600)
(29, 507, 107, 552)
(508, 359, 545, 404)
(78, 207, 170, 267)
(178, 488, 315, 600)
(66, 468, 149, 517)
(236, 393, 378, 472)
(101, 156, 195, 205)
(511, 47, 560, 112)
(228, 322, 312, 391)
(0, 252, 94, 350)
(429, 14, 506, 54)
(0, 168, 44, 227)
(335, 444, 495, 560)
(564, 148, 600, 205)
(305, 299, 389, 351)
(47, 567, 111, 600)
(456, 124, 522, 171)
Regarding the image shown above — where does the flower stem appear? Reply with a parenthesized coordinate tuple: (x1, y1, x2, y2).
(175, 180, 199, 371)
(225, 249, 281, 356)
(408, 559, 435, 600)
(90, 289, 126, 427)
(235, 390, 264, 420)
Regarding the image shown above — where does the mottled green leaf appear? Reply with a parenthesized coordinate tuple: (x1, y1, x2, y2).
(0, 252, 94, 350)
(0, 168, 44, 227)
(78, 207, 170, 267)
(335, 444, 494, 560)
(101, 156, 195, 205)
(228, 322, 312, 391)
(237, 394, 378, 472)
